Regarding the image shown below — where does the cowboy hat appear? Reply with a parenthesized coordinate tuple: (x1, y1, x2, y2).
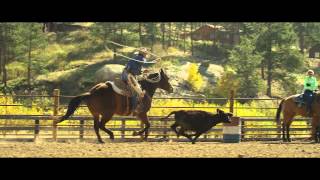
(307, 69, 315, 75)
(134, 47, 149, 56)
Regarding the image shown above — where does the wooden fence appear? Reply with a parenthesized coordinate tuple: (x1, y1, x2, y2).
(0, 89, 313, 142)
(0, 115, 313, 142)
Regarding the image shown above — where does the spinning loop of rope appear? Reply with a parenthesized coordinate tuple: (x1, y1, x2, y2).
(104, 40, 161, 64)
(105, 40, 164, 83)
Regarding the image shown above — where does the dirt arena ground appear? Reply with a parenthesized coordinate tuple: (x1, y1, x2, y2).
(0, 139, 320, 158)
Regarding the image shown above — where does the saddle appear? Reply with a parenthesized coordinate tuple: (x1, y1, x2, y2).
(294, 93, 305, 107)
(105, 77, 134, 97)
(105, 74, 150, 114)
(294, 92, 317, 107)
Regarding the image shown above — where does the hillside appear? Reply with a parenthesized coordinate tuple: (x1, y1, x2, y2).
(4, 24, 221, 97)
(3, 22, 320, 100)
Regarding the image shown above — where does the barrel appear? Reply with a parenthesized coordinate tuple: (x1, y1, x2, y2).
(223, 116, 241, 143)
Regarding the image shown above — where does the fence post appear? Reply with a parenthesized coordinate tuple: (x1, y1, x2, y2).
(53, 89, 60, 141)
(229, 90, 234, 113)
(34, 119, 40, 141)
(241, 118, 245, 140)
(140, 121, 144, 140)
(163, 117, 168, 139)
(277, 119, 281, 140)
(79, 119, 84, 141)
(121, 118, 125, 139)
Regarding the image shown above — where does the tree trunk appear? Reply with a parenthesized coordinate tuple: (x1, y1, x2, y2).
(191, 23, 194, 56)
(296, 23, 305, 54)
(3, 49, 7, 88)
(150, 23, 155, 51)
(27, 25, 33, 93)
(261, 61, 265, 80)
(103, 27, 108, 46)
(213, 28, 217, 46)
(266, 40, 272, 97)
(299, 31, 305, 54)
(231, 23, 241, 46)
(139, 23, 142, 46)
(161, 23, 165, 50)
(2, 25, 7, 88)
(0, 35, 2, 78)
(168, 22, 172, 47)
(183, 22, 186, 53)
(112, 24, 117, 59)
(0, 25, 2, 82)
(120, 26, 123, 44)
(0, 48, 2, 78)
(175, 24, 180, 47)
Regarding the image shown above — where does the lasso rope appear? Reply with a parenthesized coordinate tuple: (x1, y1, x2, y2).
(105, 40, 161, 64)
(105, 40, 165, 82)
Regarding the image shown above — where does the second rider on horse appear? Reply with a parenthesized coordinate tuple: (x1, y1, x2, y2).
(303, 69, 318, 116)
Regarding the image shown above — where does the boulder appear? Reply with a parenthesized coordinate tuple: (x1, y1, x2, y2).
(95, 64, 125, 83)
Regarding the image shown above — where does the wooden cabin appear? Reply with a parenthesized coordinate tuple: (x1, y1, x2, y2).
(309, 44, 320, 58)
(181, 24, 240, 46)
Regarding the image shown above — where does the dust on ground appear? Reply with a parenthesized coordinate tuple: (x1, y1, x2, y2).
(0, 139, 320, 158)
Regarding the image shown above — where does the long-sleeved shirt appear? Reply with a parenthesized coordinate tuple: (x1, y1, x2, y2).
(125, 54, 147, 76)
(303, 76, 318, 91)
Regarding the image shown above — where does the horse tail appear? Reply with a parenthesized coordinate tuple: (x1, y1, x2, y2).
(276, 99, 285, 124)
(56, 93, 90, 124)
(161, 111, 177, 120)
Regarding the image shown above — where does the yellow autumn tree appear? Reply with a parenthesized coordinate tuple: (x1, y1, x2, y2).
(187, 63, 204, 92)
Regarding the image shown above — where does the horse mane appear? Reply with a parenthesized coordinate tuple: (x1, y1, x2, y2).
(139, 71, 162, 84)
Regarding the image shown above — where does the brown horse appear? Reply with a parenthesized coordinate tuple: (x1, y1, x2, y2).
(54, 69, 173, 143)
(276, 93, 320, 142)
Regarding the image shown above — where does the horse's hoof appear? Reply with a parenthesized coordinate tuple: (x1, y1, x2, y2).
(98, 140, 105, 144)
(109, 135, 115, 140)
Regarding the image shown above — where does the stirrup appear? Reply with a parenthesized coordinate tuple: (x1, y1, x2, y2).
(307, 110, 312, 117)
(138, 90, 146, 99)
(134, 105, 144, 114)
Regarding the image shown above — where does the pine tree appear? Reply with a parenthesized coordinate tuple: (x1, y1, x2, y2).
(255, 23, 303, 96)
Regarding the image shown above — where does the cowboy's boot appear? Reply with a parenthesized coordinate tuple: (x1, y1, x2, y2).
(134, 92, 148, 114)
(134, 101, 145, 115)
(307, 107, 312, 117)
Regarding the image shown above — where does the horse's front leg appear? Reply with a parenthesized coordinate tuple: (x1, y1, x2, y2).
(286, 124, 291, 142)
(316, 125, 320, 143)
(283, 114, 294, 142)
(170, 122, 180, 137)
(282, 123, 287, 142)
(133, 113, 150, 140)
(311, 116, 320, 143)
